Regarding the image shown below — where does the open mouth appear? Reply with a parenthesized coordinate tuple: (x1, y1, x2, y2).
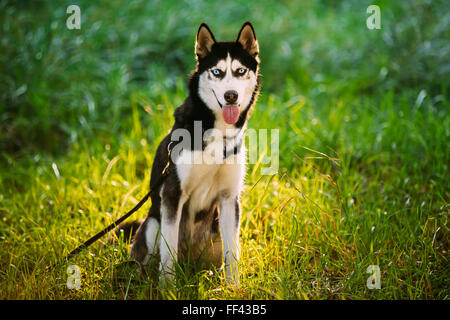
(212, 90, 240, 125)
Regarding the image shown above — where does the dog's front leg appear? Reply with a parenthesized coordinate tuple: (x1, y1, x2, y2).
(219, 194, 241, 286)
(159, 192, 187, 283)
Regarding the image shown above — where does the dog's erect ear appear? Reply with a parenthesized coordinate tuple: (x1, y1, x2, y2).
(195, 23, 216, 60)
(236, 22, 259, 58)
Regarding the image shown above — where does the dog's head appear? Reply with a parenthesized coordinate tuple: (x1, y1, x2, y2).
(193, 22, 260, 127)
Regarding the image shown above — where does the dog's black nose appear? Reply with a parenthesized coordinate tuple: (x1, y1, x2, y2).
(224, 90, 238, 104)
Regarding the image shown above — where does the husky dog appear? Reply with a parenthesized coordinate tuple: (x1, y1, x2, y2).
(127, 22, 260, 286)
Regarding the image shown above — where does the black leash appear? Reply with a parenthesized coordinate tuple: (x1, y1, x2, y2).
(47, 143, 173, 270)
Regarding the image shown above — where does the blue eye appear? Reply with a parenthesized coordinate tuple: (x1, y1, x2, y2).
(238, 68, 246, 74)
(212, 69, 221, 76)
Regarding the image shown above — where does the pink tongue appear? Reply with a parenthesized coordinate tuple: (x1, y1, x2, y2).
(222, 105, 240, 124)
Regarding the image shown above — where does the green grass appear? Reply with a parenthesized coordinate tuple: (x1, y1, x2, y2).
(0, 0, 448, 299)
